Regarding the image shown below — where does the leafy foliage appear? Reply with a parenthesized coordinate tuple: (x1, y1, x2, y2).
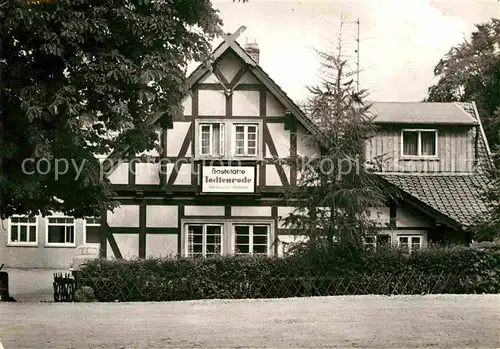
(75, 243, 500, 301)
(0, 0, 222, 219)
(425, 18, 500, 149)
(281, 25, 397, 253)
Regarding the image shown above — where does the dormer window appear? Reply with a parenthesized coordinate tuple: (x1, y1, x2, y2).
(402, 129, 437, 158)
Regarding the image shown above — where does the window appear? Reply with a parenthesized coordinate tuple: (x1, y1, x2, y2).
(233, 124, 258, 157)
(8, 216, 37, 245)
(364, 234, 391, 251)
(183, 221, 273, 257)
(199, 123, 224, 157)
(46, 217, 75, 246)
(186, 224, 223, 257)
(398, 235, 422, 253)
(84, 217, 100, 244)
(233, 224, 270, 256)
(402, 130, 437, 157)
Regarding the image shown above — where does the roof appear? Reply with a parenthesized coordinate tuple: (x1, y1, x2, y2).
(381, 174, 489, 228)
(378, 102, 494, 229)
(370, 102, 479, 126)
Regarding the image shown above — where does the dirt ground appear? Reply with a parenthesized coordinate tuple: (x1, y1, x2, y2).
(1, 294, 499, 348)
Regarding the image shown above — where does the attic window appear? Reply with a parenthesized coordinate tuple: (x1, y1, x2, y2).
(402, 130, 437, 158)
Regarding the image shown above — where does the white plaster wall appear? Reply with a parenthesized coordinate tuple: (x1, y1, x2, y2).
(239, 71, 259, 84)
(108, 162, 129, 185)
(198, 90, 225, 116)
(266, 165, 281, 186)
(146, 205, 178, 228)
(277, 207, 295, 228)
(266, 123, 290, 158)
(368, 207, 391, 227)
(297, 125, 320, 157)
(217, 52, 242, 83)
(174, 163, 192, 185)
(107, 205, 139, 227)
(198, 72, 219, 84)
(233, 90, 260, 116)
(266, 92, 285, 116)
(167, 122, 190, 157)
(135, 163, 160, 185)
(146, 234, 178, 258)
(396, 206, 432, 228)
(277, 234, 308, 256)
(107, 234, 139, 259)
(231, 206, 272, 217)
(185, 206, 225, 216)
(182, 95, 192, 116)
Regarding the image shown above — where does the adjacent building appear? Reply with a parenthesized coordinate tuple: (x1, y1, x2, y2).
(0, 28, 493, 268)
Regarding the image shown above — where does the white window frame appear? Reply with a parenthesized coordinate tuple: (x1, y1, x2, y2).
(83, 217, 101, 244)
(45, 216, 76, 247)
(7, 215, 38, 246)
(401, 129, 438, 158)
(184, 223, 224, 257)
(194, 120, 263, 160)
(232, 223, 271, 256)
(182, 219, 274, 257)
(232, 123, 259, 157)
(397, 235, 423, 253)
(197, 121, 225, 158)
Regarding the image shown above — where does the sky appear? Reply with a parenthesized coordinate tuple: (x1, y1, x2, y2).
(193, 0, 499, 103)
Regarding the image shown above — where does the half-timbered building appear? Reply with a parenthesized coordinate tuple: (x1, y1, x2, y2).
(1, 27, 493, 268)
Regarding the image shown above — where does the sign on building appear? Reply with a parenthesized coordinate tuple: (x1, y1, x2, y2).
(201, 166, 256, 193)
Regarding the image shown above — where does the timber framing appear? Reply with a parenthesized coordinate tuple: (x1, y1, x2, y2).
(96, 26, 474, 262)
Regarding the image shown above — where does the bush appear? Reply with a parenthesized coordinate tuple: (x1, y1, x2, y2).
(77, 244, 500, 302)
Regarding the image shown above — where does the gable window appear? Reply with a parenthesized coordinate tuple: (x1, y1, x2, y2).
(84, 217, 100, 244)
(402, 130, 437, 157)
(8, 216, 37, 245)
(199, 123, 224, 157)
(233, 224, 270, 256)
(186, 224, 223, 257)
(398, 235, 422, 253)
(46, 217, 75, 246)
(233, 124, 258, 157)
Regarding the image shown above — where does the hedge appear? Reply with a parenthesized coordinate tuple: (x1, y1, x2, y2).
(76, 243, 500, 302)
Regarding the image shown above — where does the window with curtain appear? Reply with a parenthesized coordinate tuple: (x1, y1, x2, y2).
(402, 130, 437, 157)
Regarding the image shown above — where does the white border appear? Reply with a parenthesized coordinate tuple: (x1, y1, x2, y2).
(400, 129, 438, 159)
(181, 218, 275, 257)
(194, 119, 264, 160)
(45, 216, 76, 247)
(7, 215, 38, 247)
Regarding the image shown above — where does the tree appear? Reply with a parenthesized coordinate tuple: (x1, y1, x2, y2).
(0, 0, 222, 219)
(425, 18, 500, 150)
(282, 25, 396, 255)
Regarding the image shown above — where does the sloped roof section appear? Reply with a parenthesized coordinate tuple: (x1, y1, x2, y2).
(370, 102, 479, 125)
(382, 174, 489, 228)
(379, 102, 494, 229)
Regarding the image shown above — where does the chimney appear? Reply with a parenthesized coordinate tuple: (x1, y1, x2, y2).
(243, 39, 259, 64)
